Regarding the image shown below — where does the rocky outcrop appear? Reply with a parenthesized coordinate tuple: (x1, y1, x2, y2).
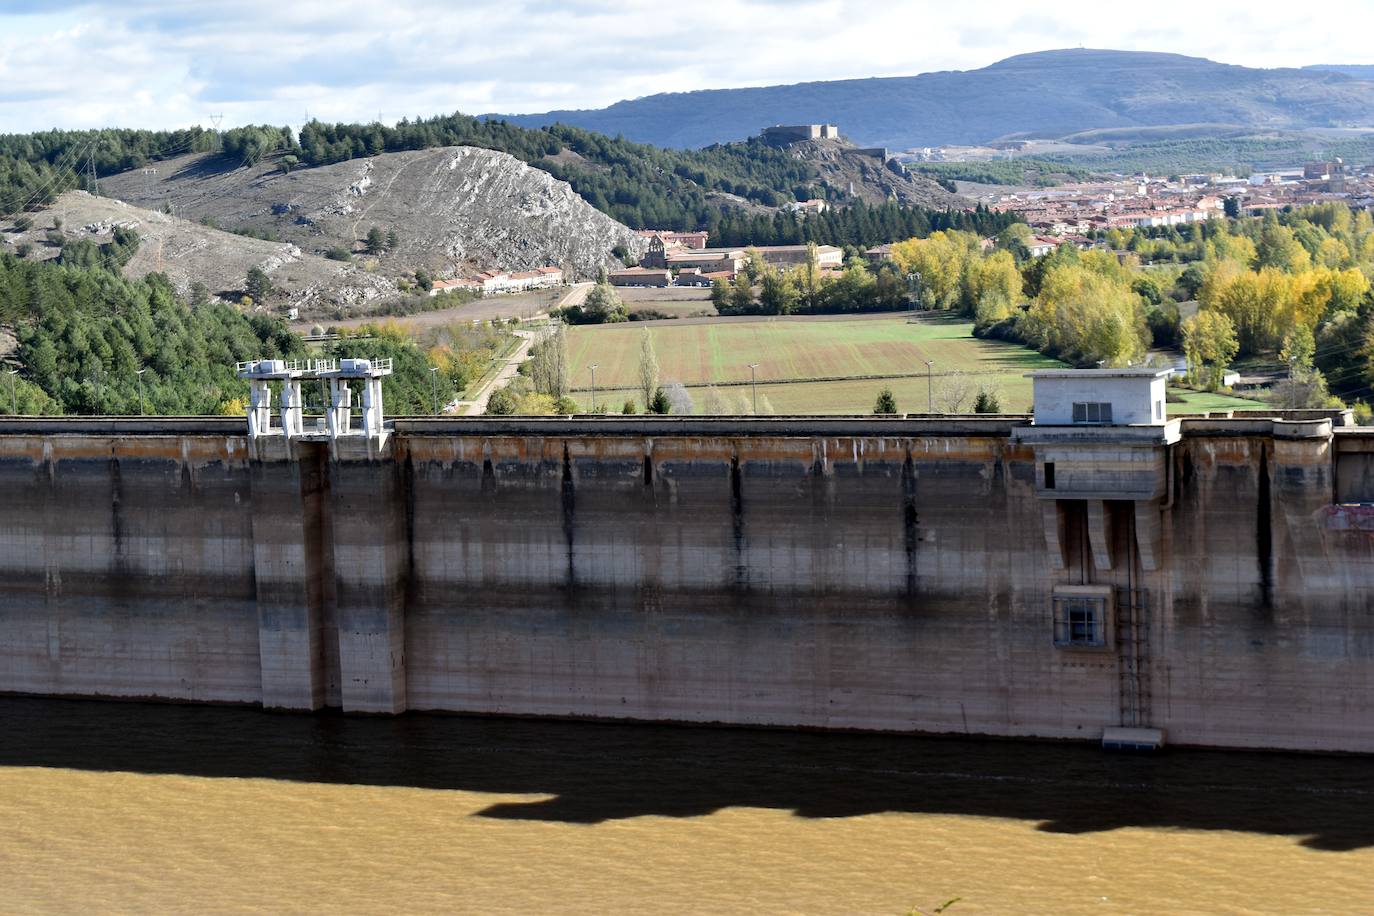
(98, 147, 645, 282)
(0, 192, 399, 317)
(785, 139, 968, 208)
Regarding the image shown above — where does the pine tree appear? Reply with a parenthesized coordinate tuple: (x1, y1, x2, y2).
(366, 226, 386, 255)
(245, 266, 272, 302)
(973, 389, 1001, 414)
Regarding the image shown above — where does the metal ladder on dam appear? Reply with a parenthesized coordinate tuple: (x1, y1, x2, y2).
(1115, 586, 1152, 729)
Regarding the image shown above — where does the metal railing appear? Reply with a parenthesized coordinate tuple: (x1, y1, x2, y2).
(236, 357, 392, 377)
(235, 359, 307, 376)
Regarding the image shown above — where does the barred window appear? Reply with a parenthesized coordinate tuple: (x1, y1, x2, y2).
(1053, 595, 1108, 648)
(1071, 402, 1113, 424)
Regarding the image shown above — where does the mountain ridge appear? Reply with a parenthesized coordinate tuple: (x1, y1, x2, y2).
(1306, 64, 1374, 80)
(483, 49, 1374, 150)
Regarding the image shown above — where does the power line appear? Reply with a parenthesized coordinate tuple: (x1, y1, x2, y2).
(9, 134, 97, 216)
(86, 132, 101, 197)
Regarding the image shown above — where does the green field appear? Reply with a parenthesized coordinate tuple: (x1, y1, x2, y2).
(1171, 389, 1267, 412)
(563, 312, 1269, 415)
(565, 313, 1066, 414)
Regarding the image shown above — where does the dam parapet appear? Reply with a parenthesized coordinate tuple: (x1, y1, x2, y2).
(0, 390, 1371, 751)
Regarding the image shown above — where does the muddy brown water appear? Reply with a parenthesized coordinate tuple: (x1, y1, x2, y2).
(1, 698, 1371, 914)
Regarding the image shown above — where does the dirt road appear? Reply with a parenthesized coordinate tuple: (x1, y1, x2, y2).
(556, 282, 593, 309)
(449, 329, 536, 416)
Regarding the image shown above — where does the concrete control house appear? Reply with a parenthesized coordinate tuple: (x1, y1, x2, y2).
(1, 367, 1372, 753)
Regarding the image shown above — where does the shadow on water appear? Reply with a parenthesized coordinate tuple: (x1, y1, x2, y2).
(2, 697, 1371, 851)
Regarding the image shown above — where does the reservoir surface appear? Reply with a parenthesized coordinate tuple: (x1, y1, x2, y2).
(1, 698, 1371, 913)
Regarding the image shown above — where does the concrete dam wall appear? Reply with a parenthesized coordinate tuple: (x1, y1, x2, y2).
(1, 415, 1372, 751)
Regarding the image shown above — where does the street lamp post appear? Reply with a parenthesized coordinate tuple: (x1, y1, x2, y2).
(429, 366, 439, 415)
(136, 368, 147, 416)
(589, 364, 598, 413)
(924, 360, 934, 413)
(747, 363, 759, 415)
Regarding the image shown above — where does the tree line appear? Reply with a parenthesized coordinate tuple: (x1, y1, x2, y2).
(707, 202, 1017, 249)
(705, 247, 914, 317)
(907, 159, 1095, 188)
(0, 127, 218, 215)
(893, 206, 1374, 410)
(0, 249, 302, 415)
(0, 243, 514, 416)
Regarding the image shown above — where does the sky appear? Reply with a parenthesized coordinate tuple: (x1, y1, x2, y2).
(2, 0, 1373, 133)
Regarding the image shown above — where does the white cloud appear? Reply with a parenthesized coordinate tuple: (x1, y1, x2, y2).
(0, 0, 1371, 133)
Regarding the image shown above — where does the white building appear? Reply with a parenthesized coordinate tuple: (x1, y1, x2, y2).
(453, 266, 565, 296)
(1028, 368, 1173, 427)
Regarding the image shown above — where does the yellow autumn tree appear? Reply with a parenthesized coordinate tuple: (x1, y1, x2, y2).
(1181, 310, 1239, 390)
(1316, 237, 1352, 269)
(1314, 266, 1370, 319)
(965, 249, 1023, 325)
(1019, 261, 1148, 366)
(889, 230, 980, 311)
(1255, 219, 1312, 272)
(1206, 231, 1258, 267)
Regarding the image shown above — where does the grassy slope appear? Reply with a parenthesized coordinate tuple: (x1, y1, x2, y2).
(1171, 389, 1266, 412)
(565, 313, 1065, 413)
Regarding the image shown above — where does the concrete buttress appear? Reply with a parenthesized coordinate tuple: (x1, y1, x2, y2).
(328, 438, 408, 713)
(248, 440, 329, 710)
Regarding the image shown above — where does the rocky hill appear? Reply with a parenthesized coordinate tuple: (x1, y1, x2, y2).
(97, 146, 645, 282)
(0, 191, 400, 318)
(488, 49, 1374, 150)
(782, 138, 964, 207)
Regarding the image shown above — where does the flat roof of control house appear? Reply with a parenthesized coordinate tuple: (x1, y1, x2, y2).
(1026, 368, 1173, 380)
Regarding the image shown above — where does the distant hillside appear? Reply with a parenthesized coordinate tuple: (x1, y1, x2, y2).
(1305, 65, 1374, 80)
(0, 116, 961, 233)
(487, 49, 1374, 149)
(0, 191, 399, 317)
(96, 146, 646, 283)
